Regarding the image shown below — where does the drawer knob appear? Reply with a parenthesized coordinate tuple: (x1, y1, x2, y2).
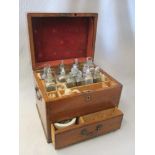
(96, 124, 103, 131)
(80, 124, 103, 136)
(81, 129, 88, 135)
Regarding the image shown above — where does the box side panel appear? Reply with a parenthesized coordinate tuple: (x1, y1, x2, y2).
(34, 76, 51, 142)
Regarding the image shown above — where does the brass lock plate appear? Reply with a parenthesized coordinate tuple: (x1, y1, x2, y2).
(83, 90, 93, 102)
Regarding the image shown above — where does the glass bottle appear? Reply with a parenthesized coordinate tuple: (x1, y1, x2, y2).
(66, 73, 76, 88)
(82, 63, 89, 78)
(75, 70, 84, 86)
(83, 57, 94, 78)
(58, 60, 66, 82)
(93, 66, 102, 83)
(45, 66, 56, 91)
(59, 60, 65, 74)
(71, 64, 79, 78)
(41, 66, 48, 80)
(58, 68, 66, 82)
(84, 68, 93, 85)
(86, 57, 94, 68)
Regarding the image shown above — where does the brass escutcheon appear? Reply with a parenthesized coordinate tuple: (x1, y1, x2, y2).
(85, 95, 92, 102)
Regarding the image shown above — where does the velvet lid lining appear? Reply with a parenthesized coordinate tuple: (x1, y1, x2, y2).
(32, 17, 93, 63)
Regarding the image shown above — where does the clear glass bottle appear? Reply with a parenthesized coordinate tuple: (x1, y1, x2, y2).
(93, 66, 102, 83)
(86, 57, 94, 68)
(58, 65, 66, 82)
(75, 70, 84, 86)
(83, 57, 95, 78)
(66, 73, 76, 88)
(71, 64, 79, 78)
(82, 63, 89, 78)
(59, 60, 65, 74)
(58, 60, 66, 82)
(84, 68, 93, 84)
(45, 66, 56, 91)
(41, 66, 48, 80)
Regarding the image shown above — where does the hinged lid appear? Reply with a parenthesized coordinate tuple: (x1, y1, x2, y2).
(27, 13, 98, 70)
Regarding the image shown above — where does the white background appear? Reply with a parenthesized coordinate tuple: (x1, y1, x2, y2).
(19, 0, 135, 155)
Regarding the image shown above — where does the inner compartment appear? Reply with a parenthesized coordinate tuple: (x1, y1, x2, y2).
(46, 81, 110, 98)
(52, 107, 122, 132)
(36, 62, 117, 100)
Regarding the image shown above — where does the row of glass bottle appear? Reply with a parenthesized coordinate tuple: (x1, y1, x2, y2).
(41, 57, 102, 91)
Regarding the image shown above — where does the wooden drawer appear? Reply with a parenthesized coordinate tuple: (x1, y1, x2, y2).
(51, 108, 123, 149)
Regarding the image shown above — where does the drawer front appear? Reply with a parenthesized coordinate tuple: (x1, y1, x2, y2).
(53, 115, 123, 149)
(47, 86, 122, 122)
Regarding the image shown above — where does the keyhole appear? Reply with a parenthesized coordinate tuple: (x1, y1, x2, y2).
(87, 96, 90, 100)
(86, 95, 91, 102)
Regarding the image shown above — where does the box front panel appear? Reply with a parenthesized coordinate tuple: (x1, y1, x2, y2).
(47, 85, 122, 123)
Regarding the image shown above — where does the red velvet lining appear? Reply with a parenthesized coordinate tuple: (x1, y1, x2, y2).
(32, 17, 92, 63)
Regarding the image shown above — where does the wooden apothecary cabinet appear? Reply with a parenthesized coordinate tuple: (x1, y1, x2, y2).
(27, 13, 123, 149)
